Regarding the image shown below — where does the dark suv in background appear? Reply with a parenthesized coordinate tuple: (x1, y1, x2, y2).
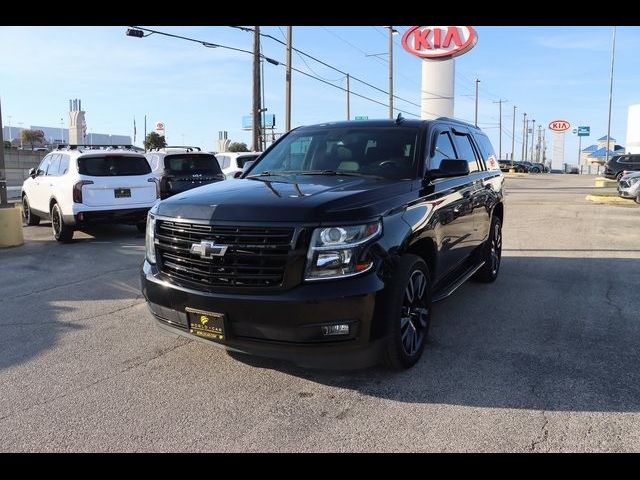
(141, 118, 505, 370)
(604, 154, 640, 180)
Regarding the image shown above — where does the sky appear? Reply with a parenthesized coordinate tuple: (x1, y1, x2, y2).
(1, 25, 639, 163)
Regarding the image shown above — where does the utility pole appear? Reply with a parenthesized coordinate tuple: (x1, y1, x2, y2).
(0, 98, 7, 206)
(252, 26, 261, 152)
(474, 79, 480, 127)
(522, 113, 527, 161)
(511, 105, 517, 163)
(346, 74, 351, 121)
(388, 26, 394, 119)
(605, 26, 617, 166)
(285, 26, 292, 132)
(144, 115, 147, 150)
(537, 125, 542, 162)
(493, 99, 507, 159)
(530, 119, 536, 161)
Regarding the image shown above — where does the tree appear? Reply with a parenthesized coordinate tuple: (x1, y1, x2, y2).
(20, 129, 45, 150)
(228, 142, 249, 152)
(144, 132, 167, 150)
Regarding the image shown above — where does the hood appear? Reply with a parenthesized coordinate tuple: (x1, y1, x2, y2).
(155, 174, 414, 223)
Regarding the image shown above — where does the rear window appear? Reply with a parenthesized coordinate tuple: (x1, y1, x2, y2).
(164, 154, 222, 174)
(236, 154, 260, 168)
(78, 155, 151, 176)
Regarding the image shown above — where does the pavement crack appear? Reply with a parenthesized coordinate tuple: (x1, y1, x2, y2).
(529, 411, 549, 452)
(0, 300, 145, 327)
(604, 284, 625, 320)
(1, 266, 140, 303)
(0, 340, 191, 423)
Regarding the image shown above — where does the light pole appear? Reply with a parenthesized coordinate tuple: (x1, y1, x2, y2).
(605, 26, 617, 167)
(252, 26, 261, 152)
(285, 26, 292, 132)
(493, 99, 507, 159)
(60, 118, 64, 144)
(7, 115, 12, 145)
(511, 105, 517, 163)
(475, 79, 480, 127)
(521, 113, 527, 161)
(0, 98, 8, 206)
(530, 119, 536, 161)
(386, 26, 398, 119)
(18, 122, 24, 149)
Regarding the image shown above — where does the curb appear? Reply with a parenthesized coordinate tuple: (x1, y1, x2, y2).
(585, 194, 637, 205)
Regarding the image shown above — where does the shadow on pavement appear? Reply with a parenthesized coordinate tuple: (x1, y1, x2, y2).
(228, 256, 640, 413)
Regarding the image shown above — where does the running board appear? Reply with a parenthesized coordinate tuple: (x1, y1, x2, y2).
(432, 261, 485, 303)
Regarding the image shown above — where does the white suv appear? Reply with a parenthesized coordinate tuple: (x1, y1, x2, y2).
(215, 151, 262, 179)
(21, 145, 158, 242)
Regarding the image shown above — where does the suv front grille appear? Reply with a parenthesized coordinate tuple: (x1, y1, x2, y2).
(155, 220, 295, 290)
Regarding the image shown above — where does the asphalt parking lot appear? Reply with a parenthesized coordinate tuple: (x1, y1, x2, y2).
(1, 174, 639, 452)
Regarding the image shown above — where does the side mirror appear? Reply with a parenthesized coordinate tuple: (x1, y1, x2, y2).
(29, 168, 37, 178)
(233, 171, 243, 179)
(428, 159, 470, 179)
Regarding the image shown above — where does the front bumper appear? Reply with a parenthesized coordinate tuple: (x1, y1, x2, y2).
(140, 261, 389, 369)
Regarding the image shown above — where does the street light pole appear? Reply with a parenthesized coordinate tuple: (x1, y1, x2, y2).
(18, 122, 24, 149)
(285, 26, 292, 132)
(0, 98, 8, 206)
(493, 99, 507, 159)
(511, 105, 517, 162)
(7, 115, 11, 145)
(474, 79, 480, 127)
(252, 26, 261, 152)
(530, 119, 536, 161)
(388, 26, 394, 119)
(60, 118, 64, 144)
(346, 74, 351, 121)
(605, 26, 617, 167)
(521, 113, 527, 161)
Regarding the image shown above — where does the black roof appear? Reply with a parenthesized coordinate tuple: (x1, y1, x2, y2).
(296, 117, 480, 132)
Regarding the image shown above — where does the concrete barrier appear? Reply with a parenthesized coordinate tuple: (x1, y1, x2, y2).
(0, 204, 24, 248)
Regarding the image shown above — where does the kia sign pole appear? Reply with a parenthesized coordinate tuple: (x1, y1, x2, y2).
(402, 27, 477, 120)
(549, 120, 571, 172)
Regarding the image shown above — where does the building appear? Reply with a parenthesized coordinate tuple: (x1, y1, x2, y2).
(627, 104, 640, 154)
(2, 125, 131, 147)
(580, 135, 624, 165)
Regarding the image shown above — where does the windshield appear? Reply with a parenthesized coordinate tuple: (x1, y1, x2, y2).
(78, 155, 151, 176)
(248, 127, 419, 180)
(164, 154, 222, 175)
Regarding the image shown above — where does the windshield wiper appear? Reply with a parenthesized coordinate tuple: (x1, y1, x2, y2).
(295, 170, 384, 179)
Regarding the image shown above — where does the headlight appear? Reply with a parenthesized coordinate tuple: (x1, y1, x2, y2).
(628, 177, 640, 186)
(305, 221, 381, 281)
(145, 213, 156, 264)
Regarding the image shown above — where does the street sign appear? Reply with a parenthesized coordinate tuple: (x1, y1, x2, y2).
(155, 122, 165, 135)
(242, 114, 276, 130)
(577, 126, 590, 137)
(402, 26, 477, 59)
(354, 115, 368, 120)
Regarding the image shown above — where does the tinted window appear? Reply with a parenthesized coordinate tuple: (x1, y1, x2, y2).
(46, 154, 61, 176)
(164, 154, 222, 175)
(430, 131, 457, 170)
(78, 155, 152, 176)
(453, 132, 480, 173)
(474, 133, 498, 170)
(250, 128, 419, 180)
(236, 154, 260, 168)
(630, 155, 640, 164)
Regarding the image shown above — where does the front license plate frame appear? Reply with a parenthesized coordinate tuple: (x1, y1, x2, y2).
(186, 307, 226, 342)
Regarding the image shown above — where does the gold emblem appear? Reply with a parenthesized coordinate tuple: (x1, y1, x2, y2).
(200, 315, 209, 325)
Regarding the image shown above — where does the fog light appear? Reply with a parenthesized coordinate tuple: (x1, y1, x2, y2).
(321, 324, 350, 336)
(75, 213, 84, 221)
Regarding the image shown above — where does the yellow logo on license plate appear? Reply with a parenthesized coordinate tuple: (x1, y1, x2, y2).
(200, 315, 209, 325)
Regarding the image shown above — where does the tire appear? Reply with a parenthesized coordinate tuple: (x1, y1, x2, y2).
(636, 194, 640, 205)
(136, 221, 146, 233)
(473, 215, 502, 283)
(22, 195, 40, 226)
(50, 202, 74, 243)
(382, 254, 432, 370)
(532, 167, 540, 173)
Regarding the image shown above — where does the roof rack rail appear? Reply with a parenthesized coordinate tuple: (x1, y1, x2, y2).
(160, 145, 202, 152)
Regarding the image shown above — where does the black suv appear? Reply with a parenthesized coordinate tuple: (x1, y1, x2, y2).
(603, 154, 640, 180)
(141, 118, 505, 370)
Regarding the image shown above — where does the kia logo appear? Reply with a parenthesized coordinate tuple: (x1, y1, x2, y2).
(548, 120, 571, 132)
(402, 26, 477, 60)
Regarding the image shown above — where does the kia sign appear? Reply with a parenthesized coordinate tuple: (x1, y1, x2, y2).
(549, 120, 571, 132)
(155, 122, 165, 135)
(402, 26, 477, 60)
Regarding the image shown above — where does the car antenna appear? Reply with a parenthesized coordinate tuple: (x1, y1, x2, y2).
(395, 113, 404, 125)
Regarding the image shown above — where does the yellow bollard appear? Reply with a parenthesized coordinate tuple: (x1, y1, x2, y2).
(0, 204, 24, 248)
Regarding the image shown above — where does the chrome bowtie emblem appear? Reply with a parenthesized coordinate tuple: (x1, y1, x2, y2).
(190, 240, 228, 259)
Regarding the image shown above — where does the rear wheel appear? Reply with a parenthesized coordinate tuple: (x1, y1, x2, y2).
(22, 195, 40, 226)
(51, 203, 74, 242)
(473, 215, 502, 283)
(383, 254, 432, 370)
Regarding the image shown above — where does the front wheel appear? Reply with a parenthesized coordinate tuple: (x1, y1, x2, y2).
(473, 215, 502, 283)
(383, 254, 432, 370)
(51, 203, 74, 243)
(22, 195, 41, 226)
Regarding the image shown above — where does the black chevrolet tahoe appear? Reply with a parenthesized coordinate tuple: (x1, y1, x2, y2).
(141, 118, 505, 370)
